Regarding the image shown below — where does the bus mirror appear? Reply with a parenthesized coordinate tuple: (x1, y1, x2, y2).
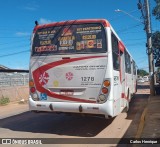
(35, 21, 39, 26)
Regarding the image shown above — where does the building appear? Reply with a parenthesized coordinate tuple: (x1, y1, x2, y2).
(0, 65, 29, 87)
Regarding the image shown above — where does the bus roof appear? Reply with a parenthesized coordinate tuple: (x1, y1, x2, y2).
(33, 19, 110, 33)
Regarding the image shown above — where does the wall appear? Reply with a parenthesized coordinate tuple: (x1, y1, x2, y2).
(0, 85, 29, 102)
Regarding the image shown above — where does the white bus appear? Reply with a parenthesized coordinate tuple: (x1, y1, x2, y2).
(29, 19, 137, 118)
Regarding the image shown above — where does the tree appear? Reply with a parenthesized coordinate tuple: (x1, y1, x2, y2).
(152, 31, 160, 63)
(152, 31, 160, 49)
(152, 0, 160, 20)
(152, 0, 160, 66)
(137, 69, 149, 77)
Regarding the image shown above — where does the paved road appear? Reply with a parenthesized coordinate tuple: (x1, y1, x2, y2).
(0, 83, 150, 146)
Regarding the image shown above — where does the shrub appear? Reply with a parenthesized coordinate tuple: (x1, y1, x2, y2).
(0, 97, 10, 105)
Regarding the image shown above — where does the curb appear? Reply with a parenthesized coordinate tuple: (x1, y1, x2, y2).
(135, 96, 151, 138)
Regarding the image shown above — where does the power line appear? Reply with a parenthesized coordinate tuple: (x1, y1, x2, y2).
(136, 55, 148, 61)
(0, 44, 29, 51)
(117, 23, 143, 33)
(0, 36, 30, 39)
(0, 39, 29, 46)
(124, 38, 146, 41)
(0, 50, 29, 58)
(126, 43, 143, 46)
(125, 42, 145, 46)
(120, 31, 145, 34)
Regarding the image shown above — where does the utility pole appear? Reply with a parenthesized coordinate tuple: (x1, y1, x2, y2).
(145, 0, 155, 96)
(138, 0, 155, 95)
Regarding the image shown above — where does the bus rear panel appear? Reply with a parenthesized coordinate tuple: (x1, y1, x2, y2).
(29, 19, 136, 118)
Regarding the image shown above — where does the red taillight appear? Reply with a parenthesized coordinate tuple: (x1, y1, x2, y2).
(102, 87, 108, 94)
(30, 87, 36, 93)
(98, 79, 110, 103)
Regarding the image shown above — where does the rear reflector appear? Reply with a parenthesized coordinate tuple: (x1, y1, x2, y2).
(79, 105, 83, 112)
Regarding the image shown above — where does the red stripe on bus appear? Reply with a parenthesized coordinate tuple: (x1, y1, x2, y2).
(118, 41, 125, 53)
(33, 56, 106, 103)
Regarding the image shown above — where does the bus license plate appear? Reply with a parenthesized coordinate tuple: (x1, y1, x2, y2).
(60, 90, 74, 96)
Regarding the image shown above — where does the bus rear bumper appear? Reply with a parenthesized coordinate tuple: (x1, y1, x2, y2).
(29, 97, 112, 118)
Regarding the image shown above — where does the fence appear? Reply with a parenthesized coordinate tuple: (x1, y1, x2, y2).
(0, 73, 29, 87)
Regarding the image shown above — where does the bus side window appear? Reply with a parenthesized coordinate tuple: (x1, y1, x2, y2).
(111, 33, 120, 71)
(133, 60, 136, 75)
(124, 50, 131, 74)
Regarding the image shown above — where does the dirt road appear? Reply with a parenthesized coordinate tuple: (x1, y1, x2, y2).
(0, 83, 150, 146)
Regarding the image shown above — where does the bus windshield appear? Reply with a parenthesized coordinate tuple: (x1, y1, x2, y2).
(32, 23, 107, 56)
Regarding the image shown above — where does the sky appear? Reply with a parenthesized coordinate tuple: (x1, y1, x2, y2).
(0, 0, 159, 71)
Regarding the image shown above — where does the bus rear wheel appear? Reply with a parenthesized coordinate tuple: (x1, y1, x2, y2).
(125, 90, 131, 112)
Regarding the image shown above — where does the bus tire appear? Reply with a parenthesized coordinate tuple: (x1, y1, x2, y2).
(125, 90, 130, 112)
(126, 100, 129, 112)
(136, 81, 138, 93)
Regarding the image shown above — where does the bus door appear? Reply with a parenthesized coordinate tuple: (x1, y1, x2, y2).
(118, 41, 125, 108)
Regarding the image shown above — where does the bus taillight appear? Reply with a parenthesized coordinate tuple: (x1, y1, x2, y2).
(103, 80, 110, 87)
(98, 79, 111, 103)
(29, 80, 39, 100)
(29, 80, 34, 87)
(30, 87, 36, 93)
(99, 94, 106, 101)
(102, 87, 108, 94)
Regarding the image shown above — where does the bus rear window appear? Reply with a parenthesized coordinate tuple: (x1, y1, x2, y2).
(32, 23, 107, 56)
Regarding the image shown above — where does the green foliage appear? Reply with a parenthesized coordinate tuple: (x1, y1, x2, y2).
(152, 32, 160, 61)
(152, 31, 160, 64)
(137, 69, 149, 77)
(152, 0, 160, 20)
(152, 31, 160, 49)
(0, 97, 10, 105)
(152, 1, 160, 66)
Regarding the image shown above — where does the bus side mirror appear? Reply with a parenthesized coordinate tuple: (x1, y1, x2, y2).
(35, 21, 39, 26)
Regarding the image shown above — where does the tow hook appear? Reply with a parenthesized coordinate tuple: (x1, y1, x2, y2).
(79, 105, 83, 112)
(49, 104, 54, 111)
